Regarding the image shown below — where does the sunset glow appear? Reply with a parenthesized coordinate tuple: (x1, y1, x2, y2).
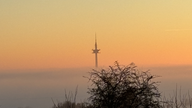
(1, 0, 192, 70)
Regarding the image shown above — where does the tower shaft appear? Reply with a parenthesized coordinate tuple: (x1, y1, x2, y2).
(95, 52, 98, 67)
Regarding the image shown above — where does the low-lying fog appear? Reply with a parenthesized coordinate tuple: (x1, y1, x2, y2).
(0, 65, 192, 108)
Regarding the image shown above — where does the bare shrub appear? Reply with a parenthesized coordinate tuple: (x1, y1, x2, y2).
(85, 61, 162, 108)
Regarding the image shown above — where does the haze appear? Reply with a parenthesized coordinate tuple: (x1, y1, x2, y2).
(0, 0, 192, 108)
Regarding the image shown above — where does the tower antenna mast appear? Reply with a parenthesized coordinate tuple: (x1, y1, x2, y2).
(92, 33, 100, 68)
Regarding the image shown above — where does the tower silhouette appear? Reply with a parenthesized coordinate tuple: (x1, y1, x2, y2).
(92, 34, 100, 68)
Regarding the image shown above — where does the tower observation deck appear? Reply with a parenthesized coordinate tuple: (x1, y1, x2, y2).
(92, 35, 100, 68)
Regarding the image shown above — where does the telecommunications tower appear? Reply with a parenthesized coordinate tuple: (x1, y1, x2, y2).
(92, 34, 100, 68)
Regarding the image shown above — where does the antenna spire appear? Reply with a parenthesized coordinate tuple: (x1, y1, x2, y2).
(95, 33, 97, 43)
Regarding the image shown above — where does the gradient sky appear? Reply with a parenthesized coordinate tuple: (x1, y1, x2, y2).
(1, 0, 192, 70)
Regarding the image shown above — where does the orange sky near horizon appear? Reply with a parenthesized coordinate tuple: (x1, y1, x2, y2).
(0, 0, 192, 70)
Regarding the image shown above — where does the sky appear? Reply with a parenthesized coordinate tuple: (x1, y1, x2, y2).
(1, 0, 192, 70)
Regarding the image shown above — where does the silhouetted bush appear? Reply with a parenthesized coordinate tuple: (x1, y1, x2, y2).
(85, 61, 162, 108)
